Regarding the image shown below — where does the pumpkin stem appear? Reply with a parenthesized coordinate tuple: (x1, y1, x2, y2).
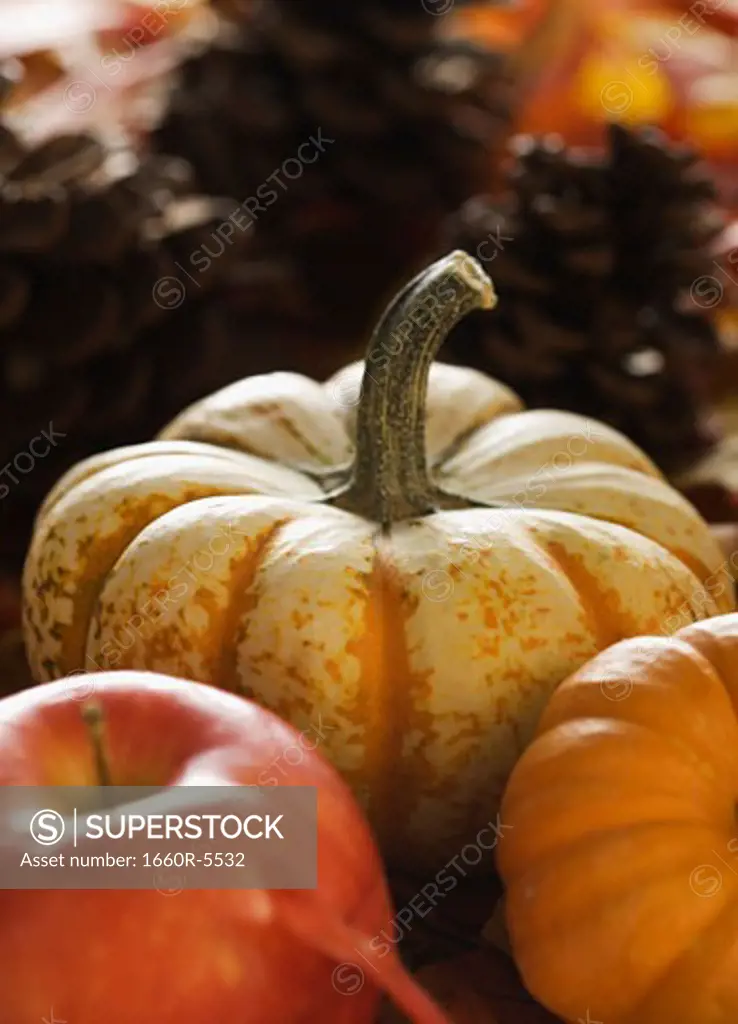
(330, 251, 497, 527)
(81, 702, 112, 787)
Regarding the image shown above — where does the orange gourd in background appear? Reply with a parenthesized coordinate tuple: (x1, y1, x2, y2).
(454, 0, 738, 206)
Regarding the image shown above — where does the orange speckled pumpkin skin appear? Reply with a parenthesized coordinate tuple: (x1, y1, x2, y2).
(21, 255, 733, 871)
(498, 612, 738, 1024)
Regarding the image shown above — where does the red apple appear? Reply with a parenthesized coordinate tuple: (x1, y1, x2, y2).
(0, 671, 449, 1024)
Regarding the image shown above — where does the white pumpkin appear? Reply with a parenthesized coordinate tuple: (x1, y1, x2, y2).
(23, 252, 731, 870)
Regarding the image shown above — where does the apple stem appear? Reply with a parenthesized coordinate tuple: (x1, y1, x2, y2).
(81, 702, 113, 787)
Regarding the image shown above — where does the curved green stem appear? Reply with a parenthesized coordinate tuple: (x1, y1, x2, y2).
(330, 251, 496, 528)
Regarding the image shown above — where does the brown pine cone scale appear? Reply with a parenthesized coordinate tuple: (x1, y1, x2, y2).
(443, 123, 725, 474)
(151, 0, 515, 334)
(0, 123, 249, 571)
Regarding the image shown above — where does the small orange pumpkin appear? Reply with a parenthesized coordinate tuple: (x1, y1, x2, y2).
(498, 611, 738, 1024)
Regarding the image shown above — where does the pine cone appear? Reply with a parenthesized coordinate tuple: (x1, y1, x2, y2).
(0, 125, 250, 571)
(442, 123, 725, 474)
(151, 0, 515, 334)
